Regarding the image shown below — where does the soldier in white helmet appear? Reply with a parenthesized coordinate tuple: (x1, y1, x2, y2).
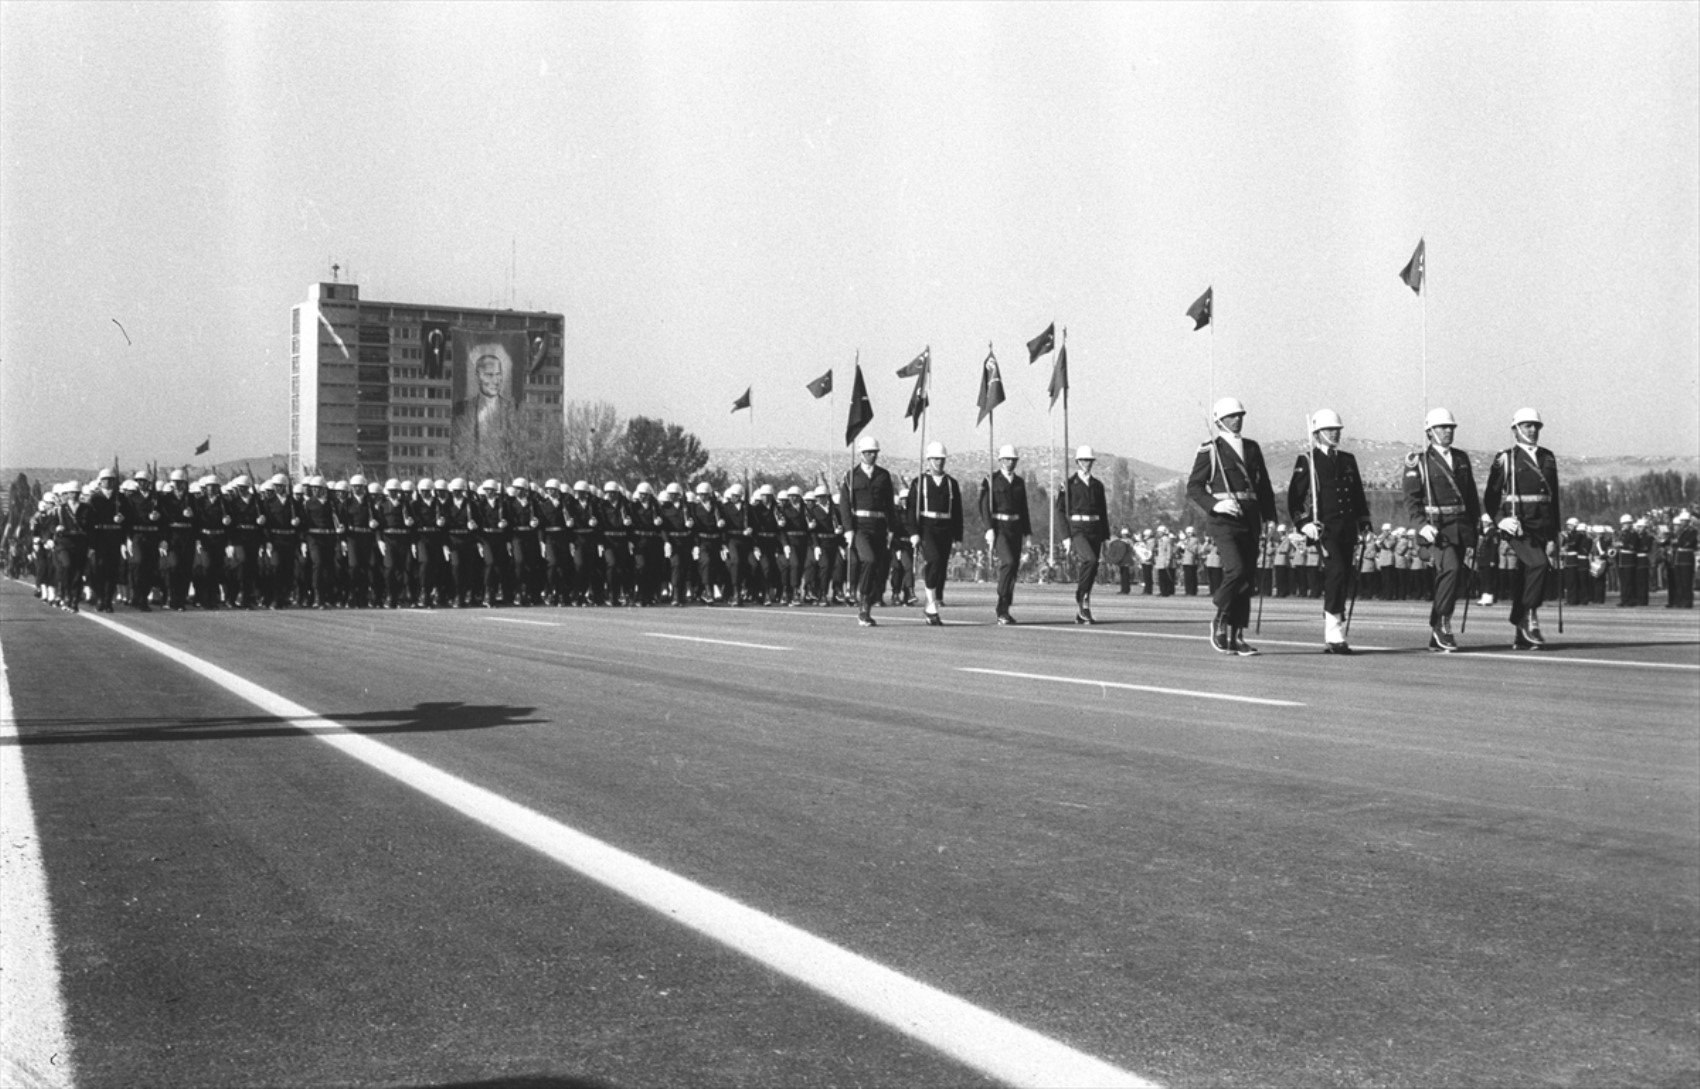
(979, 443, 1032, 624)
(1057, 445, 1112, 623)
(908, 441, 963, 626)
(1403, 407, 1482, 651)
(839, 435, 899, 626)
(1288, 408, 1372, 654)
(1187, 397, 1277, 654)
(1481, 407, 1562, 648)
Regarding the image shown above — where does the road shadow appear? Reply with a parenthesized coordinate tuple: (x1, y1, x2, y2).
(405, 1078, 621, 1089)
(3, 701, 547, 747)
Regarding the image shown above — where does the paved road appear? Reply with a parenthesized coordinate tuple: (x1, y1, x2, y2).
(3, 578, 1696, 1088)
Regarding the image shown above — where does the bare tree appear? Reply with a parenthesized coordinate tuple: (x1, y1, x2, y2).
(563, 400, 625, 486)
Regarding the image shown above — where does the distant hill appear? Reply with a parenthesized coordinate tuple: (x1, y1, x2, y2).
(708, 447, 1190, 494)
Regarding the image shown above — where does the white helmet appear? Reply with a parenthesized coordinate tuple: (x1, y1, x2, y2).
(398, 480, 414, 492)
(1075, 445, 1095, 461)
(603, 480, 620, 493)
(231, 474, 251, 488)
(367, 481, 382, 495)
(785, 486, 802, 498)
(857, 435, 880, 453)
(348, 474, 367, 488)
(694, 482, 712, 496)
(573, 480, 590, 493)
(1212, 396, 1247, 420)
(1512, 406, 1543, 427)
(433, 478, 447, 490)
(480, 479, 497, 493)
(307, 475, 326, 488)
(1424, 407, 1458, 430)
(447, 478, 467, 492)
(997, 444, 1018, 460)
(635, 481, 654, 495)
(727, 482, 744, 497)
(665, 483, 682, 496)
(1309, 408, 1343, 432)
(755, 483, 774, 497)
(512, 477, 528, 490)
(924, 441, 946, 460)
(384, 477, 401, 491)
(896, 486, 910, 499)
(544, 478, 562, 491)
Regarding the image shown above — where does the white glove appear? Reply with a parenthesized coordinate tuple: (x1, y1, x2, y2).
(664, 542, 673, 559)
(1212, 499, 1242, 515)
(1060, 538, 1071, 554)
(1301, 522, 1320, 541)
(691, 546, 700, 562)
(1497, 516, 1521, 536)
(909, 534, 920, 549)
(1419, 524, 1437, 543)
(985, 530, 995, 548)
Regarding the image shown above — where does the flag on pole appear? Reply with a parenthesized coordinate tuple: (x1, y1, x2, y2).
(421, 321, 450, 379)
(731, 387, 752, 413)
(1399, 238, 1425, 295)
(976, 345, 1005, 426)
(806, 370, 833, 398)
(318, 312, 350, 358)
(1186, 287, 1213, 331)
(1048, 340, 1069, 409)
(527, 330, 550, 376)
(845, 364, 873, 446)
(896, 347, 929, 379)
(194, 436, 211, 455)
(1026, 323, 1055, 363)
(903, 357, 929, 431)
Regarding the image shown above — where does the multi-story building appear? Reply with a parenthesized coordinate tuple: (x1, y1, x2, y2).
(290, 281, 563, 479)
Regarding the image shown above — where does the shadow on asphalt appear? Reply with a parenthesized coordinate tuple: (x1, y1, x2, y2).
(2, 701, 547, 746)
(405, 1078, 621, 1089)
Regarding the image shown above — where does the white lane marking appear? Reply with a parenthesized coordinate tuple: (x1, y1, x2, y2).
(0, 641, 78, 1088)
(644, 633, 789, 651)
(961, 667, 1305, 708)
(1472, 652, 1698, 672)
(481, 617, 561, 627)
(78, 614, 1152, 1089)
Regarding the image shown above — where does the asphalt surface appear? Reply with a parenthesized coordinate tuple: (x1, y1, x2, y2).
(2, 576, 1697, 1088)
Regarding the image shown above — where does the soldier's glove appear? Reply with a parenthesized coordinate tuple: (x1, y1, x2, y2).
(1213, 499, 1242, 516)
(1302, 522, 1321, 541)
(909, 534, 921, 550)
(115, 512, 125, 524)
(691, 546, 700, 562)
(1497, 516, 1521, 536)
(664, 542, 672, 559)
(1059, 538, 1071, 554)
(985, 530, 995, 548)
(1419, 525, 1438, 544)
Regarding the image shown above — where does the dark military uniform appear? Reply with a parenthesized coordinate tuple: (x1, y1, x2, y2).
(442, 491, 482, 606)
(86, 483, 127, 612)
(979, 469, 1032, 621)
(719, 495, 752, 605)
(840, 462, 899, 621)
(1670, 520, 1697, 609)
(909, 471, 963, 604)
(1481, 443, 1562, 641)
(125, 478, 163, 610)
(630, 493, 666, 605)
(1403, 444, 1481, 641)
(195, 487, 231, 608)
(262, 486, 303, 608)
(804, 494, 840, 604)
(1187, 435, 1277, 641)
(1289, 444, 1371, 629)
(1057, 473, 1112, 618)
(52, 495, 93, 611)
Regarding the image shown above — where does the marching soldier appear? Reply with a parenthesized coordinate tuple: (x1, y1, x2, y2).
(474, 480, 511, 606)
(86, 468, 127, 613)
(840, 435, 899, 627)
(909, 441, 963, 626)
(718, 482, 752, 606)
(537, 479, 572, 605)
(441, 478, 481, 607)
(1561, 518, 1590, 607)
(978, 444, 1032, 624)
(889, 485, 917, 606)
(569, 481, 604, 604)
(52, 482, 93, 612)
(376, 478, 415, 607)
(225, 476, 263, 608)
(749, 484, 784, 604)
(194, 476, 231, 609)
(658, 482, 695, 606)
(778, 486, 811, 605)
(1481, 406, 1562, 649)
(299, 476, 338, 608)
(804, 486, 840, 605)
(1669, 510, 1696, 609)
(413, 478, 448, 607)
(1187, 397, 1277, 655)
(600, 481, 635, 605)
(690, 482, 724, 604)
(1288, 409, 1372, 654)
(1402, 407, 1481, 652)
(261, 474, 302, 608)
(124, 470, 162, 610)
(630, 482, 666, 605)
(1057, 445, 1112, 624)
(507, 478, 543, 606)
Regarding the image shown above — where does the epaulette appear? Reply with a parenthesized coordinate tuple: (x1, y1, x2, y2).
(1403, 451, 1421, 467)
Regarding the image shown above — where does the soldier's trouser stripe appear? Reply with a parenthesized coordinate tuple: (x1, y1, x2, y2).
(73, 612, 1158, 1089)
(961, 667, 1305, 707)
(0, 640, 77, 1088)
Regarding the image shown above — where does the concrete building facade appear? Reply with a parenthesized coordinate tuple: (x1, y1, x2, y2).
(290, 281, 563, 479)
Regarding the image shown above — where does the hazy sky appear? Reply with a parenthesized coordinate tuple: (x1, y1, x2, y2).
(3, 1, 1697, 473)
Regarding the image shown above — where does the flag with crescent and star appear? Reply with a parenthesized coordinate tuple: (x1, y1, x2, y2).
(1400, 238, 1425, 295)
(1186, 287, 1212, 331)
(976, 345, 1005, 426)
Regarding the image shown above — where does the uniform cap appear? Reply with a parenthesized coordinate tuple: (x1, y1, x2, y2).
(1212, 396, 1247, 420)
(1075, 445, 1095, 461)
(857, 435, 881, 453)
(367, 482, 382, 495)
(307, 475, 325, 487)
(269, 473, 288, 487)
(433, 479, 447, 490)
(133, 470, 151, 481)
(291, 483, 304, 495)
(348, 474, 367, 487)
(1424, 407, 1458, 430)
(479, 479, 497, 492)
(635, 482, 654, 495)
(544, 478, 562, 490)
(786, 485, 802, 497)
(384, 478, 400, 491)
(1512, 406, 1543, 427)
(169, 469, 188, 482)
(573, 480, 590, 492)
(997, 444, 1018, 461)
(398, 480, 414, 492)
(924, 441, 946, 460)
(417, 477, 434, 490)
(512, 477, 528, 489)
(97, 467, 117, 480)
(664, 482, 682, 495)
(726, 482, 744, 497)
(1309, 408, 1344, 432)
(448, 478, 467, 492)
(119, 479, 138, 492)
(330, 481, 347, 492)
(231, 474, 251, 488)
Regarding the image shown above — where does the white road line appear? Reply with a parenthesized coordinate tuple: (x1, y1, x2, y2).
(0, 641, 78, 1088)
(644, 633, 790, 651)
(961, 667, 1305, 708)
(77, 614, 1149, 1088)
(481, 617, 561, 627)
(1474, 652, 1699, 672)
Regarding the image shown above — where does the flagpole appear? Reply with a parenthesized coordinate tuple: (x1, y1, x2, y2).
(1048, 404, 1056, 560)
(1420, 275, 1429, 417)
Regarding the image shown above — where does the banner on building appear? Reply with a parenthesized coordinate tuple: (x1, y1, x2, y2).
(422, 321, 451, 379)
(452, 329, 528, 431)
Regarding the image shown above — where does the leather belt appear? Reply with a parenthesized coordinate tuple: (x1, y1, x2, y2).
(853, 510, 886, 519)
(919, 511, 951, 520)
(1213, 491, 1256, 501)
(1069, 514, 1098, 522)
(992, 513, 1020, 521)
(1424, 504, 1466, 515)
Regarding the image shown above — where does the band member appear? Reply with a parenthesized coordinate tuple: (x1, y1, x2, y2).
(1187, 397, 1277, 655)
(1481, 406, 1562, 649)
(1287, 409, 1372, 654)
(1056, 445, 1111, 624)
(908, 442, 963, 626)
(1403, 407, 1481, 651)
(979, 444, 1032, 624)
(840, 435, 899, 627)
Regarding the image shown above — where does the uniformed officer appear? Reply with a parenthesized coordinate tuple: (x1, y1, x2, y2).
(748, 484, 784, 604)
(506, 478, 543, 606)
(413, 477, 448, 607)
(629, 482, 666, 605)
(718, 482, 752, 606)
(690, 481, 724, 603)
(85, 468, 127, 613)
(474, 480, 510, 606)
(657, 482, 696, 606)
(1402, 407, 1481, 652)
(441, 478, 481, 606)
(840, 435, 899, 627)
(804, 486, 840, 606)
(1288, 409, 1371, 653)
(978, 444, 1032, 624)
(1187, 397, 1277, 655)
(1481, 406, 1562, 649)
(124, 470, 162, 610)
(908, 441, 963, 626)
(1057, 445, 1112, 624)
(260, 474, 302, 608)
(600, 481, 635, 605)
(52, 481, 93, 611)
(1669, 510, 1696, 609)
(536, 479, 572, 605)
(778, 486, 811, 605)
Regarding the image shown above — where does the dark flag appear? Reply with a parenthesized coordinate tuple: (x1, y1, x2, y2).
(904, 368, 929, 431)
(896, 347, 929, 379)
(976, 345, 1005, 426)
(845, 364, 873, 446)
(1048, 340, 1069, 409)
(1026, 323, 1055, 363)
(1187, 287, 1213, 331)
(732, 387, 752, 413)
(1400, 238, 1425, 295)
(806, 370, 833, 398)
(421, 321, 450, 379)
(194, 437, 210, 455)
(527, 330, 550, 376)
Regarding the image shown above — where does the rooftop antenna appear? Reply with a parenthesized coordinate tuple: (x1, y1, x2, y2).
(330, 261, 340, 283)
